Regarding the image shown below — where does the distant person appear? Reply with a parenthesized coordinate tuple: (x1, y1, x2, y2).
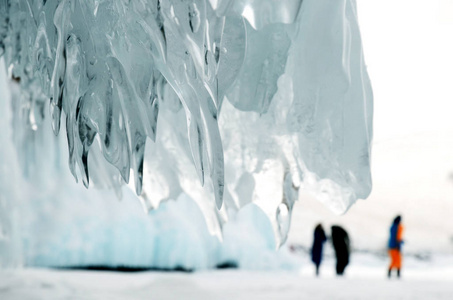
(311, 224, 327, 276)
(331, 225, 350, 275)
(388, 215, 404, 278)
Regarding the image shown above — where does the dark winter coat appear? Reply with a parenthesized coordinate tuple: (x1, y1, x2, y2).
(331, 225, 350, 275)
(311, 225, 327, 266)
(388, 216, 403, 250)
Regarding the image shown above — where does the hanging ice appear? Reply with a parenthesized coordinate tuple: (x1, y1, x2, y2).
(0, 0, 373, 264)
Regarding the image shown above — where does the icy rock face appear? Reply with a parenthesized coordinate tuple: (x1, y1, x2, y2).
(0, 59, 22, 268)
(0, 0, 373, 249)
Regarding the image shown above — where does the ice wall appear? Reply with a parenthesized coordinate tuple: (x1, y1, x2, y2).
(0, 59, 22, 267)
(0, 0, 373, 267)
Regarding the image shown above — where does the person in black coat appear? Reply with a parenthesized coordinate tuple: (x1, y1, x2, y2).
(311, 224, 327, 276)
(331, 225, 350, 275)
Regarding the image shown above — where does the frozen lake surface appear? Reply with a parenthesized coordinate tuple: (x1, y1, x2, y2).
(2, 254, 453, 300)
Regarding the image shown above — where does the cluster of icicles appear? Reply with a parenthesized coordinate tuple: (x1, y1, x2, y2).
(0, 0, 373, 244)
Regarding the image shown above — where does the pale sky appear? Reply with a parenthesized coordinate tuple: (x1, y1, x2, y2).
(289, 1, 453, 252)
(357, 0, 453, 143)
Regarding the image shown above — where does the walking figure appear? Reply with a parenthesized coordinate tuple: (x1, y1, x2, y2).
(331, 225, 350, 275)
(311, 224, 326, 276)
(388, 215, 404, 278)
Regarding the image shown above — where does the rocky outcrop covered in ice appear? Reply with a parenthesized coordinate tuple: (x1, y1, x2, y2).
(0, 0, 373, 267)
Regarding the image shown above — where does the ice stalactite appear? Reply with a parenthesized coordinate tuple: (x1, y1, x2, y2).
(0, 0, 373, 250)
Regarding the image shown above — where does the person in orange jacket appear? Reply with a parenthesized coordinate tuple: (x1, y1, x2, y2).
(388, 215, 404, 278)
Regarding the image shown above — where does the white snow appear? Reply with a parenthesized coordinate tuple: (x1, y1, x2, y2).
(1, 253, 453, 300)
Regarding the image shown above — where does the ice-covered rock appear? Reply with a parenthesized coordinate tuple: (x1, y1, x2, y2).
(0, 0, 373, 268)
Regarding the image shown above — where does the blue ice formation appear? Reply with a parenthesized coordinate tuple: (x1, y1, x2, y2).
(0, 0, 373, 268)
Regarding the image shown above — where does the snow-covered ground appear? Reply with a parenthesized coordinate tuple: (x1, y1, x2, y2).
(2, 253, 453, 300)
